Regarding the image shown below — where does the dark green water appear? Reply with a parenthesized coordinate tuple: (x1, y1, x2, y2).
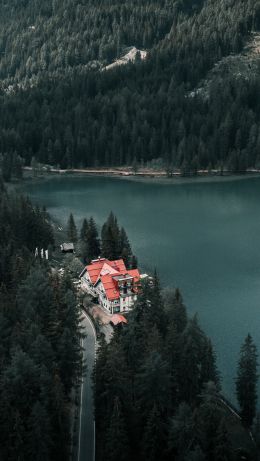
(23, 175, 260, 402)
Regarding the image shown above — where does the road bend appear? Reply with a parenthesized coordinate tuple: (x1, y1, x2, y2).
(78, 312, 96, 461)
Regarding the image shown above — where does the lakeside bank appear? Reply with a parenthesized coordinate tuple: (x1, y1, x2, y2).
(21, 166, 260, 188)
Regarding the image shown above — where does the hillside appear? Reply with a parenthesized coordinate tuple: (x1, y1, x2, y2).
(190, 32, 260, 99)
(0, 0, 184, 88)
(0, 0, 260, 173)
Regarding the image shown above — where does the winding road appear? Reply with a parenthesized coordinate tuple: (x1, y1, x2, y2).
(78, 312, 96, 461)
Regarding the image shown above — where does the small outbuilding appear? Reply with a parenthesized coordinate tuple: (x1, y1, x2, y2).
(110, 314, 128, 326)
(60, 243, 75, 253)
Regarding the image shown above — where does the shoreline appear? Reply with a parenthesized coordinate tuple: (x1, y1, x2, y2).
(21, 166, 260, 187)
(24, 165, 260, 179)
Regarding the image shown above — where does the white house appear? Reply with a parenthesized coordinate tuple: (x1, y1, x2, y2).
(80, 257, 143, 314)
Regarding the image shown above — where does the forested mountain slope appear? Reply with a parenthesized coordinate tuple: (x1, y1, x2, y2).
(0, 0, 196, 87)
(190, 33, 260, 99)
(0, 0, 260, 171)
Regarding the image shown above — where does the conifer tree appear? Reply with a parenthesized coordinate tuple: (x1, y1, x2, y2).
(80, 218, 89, 241)
(49, 374, 70, 460)
(28, 401, 51, 461)
(101, 212, 120, 260)
(143, 271, 166, 334)
(236, 334, 258, 427)
(102, 341, 130, 414)
(165, 322, 182, 409)
(213, 420, 233, 461)
(105, 397, 130, 461)
(93, 335, 109, 427)
(87, 217, 101, 261)
(2, 153, 13, 182)
(196, 382, 226, 460)
(67, 213, 78, 243)
(12, 153, 23, 179)
(165, 288, 188, 334)
(136, 351, 170, 415)
(119, 227, 132, 268)
(178, 316, 205, 404)
(131, 254, 138, 269)
(142, 404, 165, 461)
(16, 267, 56, 343)
(168, 402, 194, 459)
(201, 337, 220, 391)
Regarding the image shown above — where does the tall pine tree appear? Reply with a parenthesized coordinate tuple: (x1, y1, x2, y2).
(67, 213, 78, 243)
(236, 334, 258, 427)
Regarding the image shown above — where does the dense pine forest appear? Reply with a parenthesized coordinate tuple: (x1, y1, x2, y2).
(94, 280, 259, 461)
(0, 182, 84, 461)
(74, 210, 138, 268)
(0, 0, 260, 171)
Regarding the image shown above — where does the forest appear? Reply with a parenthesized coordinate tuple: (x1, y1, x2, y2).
(68, 210, 138, 269)
(0, 182, 84, 461)
(0, 0, 260, 171)
(94, 279, 259, 461)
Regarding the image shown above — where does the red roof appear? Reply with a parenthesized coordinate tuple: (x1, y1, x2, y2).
(101, 274, 120, 300)
(86, 258, 126, 284)
(127, 269, 140, 282)
(85, 258, 141, 302)
(111, 314, 128, 325)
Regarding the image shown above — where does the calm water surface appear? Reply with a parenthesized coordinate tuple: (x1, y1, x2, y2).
(23, 175, 260, 402)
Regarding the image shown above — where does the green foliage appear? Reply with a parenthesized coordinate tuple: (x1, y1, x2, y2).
(67, 212, 78, 243)
(142, 404, 166, 461)
(94, 280, 228, 461)
(104, 397, 130, 461)
(136, 351, 171, 415)
(0, 153, 24, 182)
(80, 218, 89, 241)
(164, 287, 187, 334)
(79, 213, 136, 264)
(0, 191, 54, 288)
(120, 227, 132, 268)
(236, 334, 258, 427)
(0, 0, 259, 171)
(0, 191, 83, 461)
(168, 402, 194, 459)
(86, 217, 101, 261)
(101, 212, 121, 260)
(196, 383, 227, 459)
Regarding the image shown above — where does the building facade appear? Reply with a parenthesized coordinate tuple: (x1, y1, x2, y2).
(80, 258, 143, 314)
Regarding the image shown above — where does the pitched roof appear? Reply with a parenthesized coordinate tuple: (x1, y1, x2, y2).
(101, 270, 141, 301)
(86, 258, 126, 285)
(86, 258, 141, 302)
(127, 269, 140, 282)
(101, 274, 120, 300)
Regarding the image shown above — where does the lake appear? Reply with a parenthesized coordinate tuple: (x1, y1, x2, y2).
(23, 174, 260, 403)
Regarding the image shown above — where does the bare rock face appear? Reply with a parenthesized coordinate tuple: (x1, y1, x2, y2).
(103, 47, 147, 71)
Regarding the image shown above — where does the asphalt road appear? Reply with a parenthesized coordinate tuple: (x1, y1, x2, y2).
(78, 312, 96, 461)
